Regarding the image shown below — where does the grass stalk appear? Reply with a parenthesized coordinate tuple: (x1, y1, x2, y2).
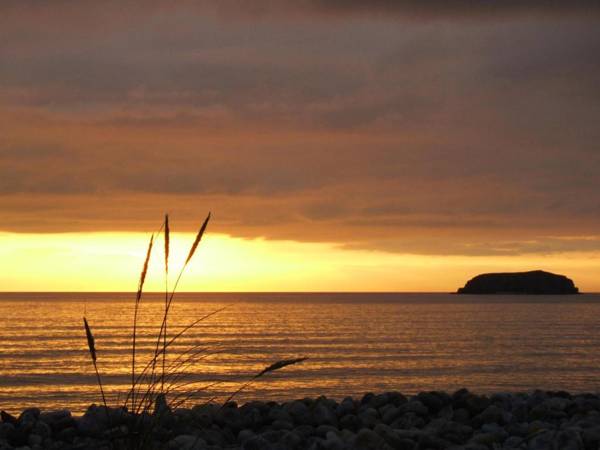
(222, 357, 308, 406)
(152, 212, 211, 391)
(131, 234, 154, 410)
(83, 317, 109, 419)
(162, 214, 169, 393)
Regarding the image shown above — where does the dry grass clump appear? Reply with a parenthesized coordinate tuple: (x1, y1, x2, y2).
(82, 212, 307, 448)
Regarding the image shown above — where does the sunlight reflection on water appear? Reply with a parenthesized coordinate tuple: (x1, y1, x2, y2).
(1, 292, 600, 414)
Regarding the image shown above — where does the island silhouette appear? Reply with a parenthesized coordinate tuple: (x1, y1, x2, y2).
(457, 270, 579, 295)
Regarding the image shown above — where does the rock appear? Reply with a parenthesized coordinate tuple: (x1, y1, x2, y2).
(573, 395, 600, 414)
(390, 412, 425, 429)
(505, 422, 528, 438)
(381, 406, 401, 425)
(555, 428, 584, 450)
(436, 421, 473, 443)
(313, 404, 338, 427)
(271, 420, 293, 430)
(416, 392, 445, 414)
(261, 429, 287, 443)
(490, 392, 514, 409)
(374, 423, 412, 449)
(268, 406, 292, 424)
(528, 430, 556, 450)
(281, 430, 303, 449)
(358, 408, 379, 429)
(39, 410, 74, 432)
(339, 414, 361, 431)
(545, 396, 570, 411)
(503, 435, 524, 448)
(31, 421, 51, 440)
(387, 392, 408, 407)
(336, 397, 356, 417)
(168, 434, 207, 450)
(287, 401, 312, 426)
(398, 401, 428, 416)
(238, 429, 255, 443)
(76, 405, 110, 437)
(242, 435, 271, 450)
(473, 405, 505, 426)
(361, 393, 376, 406)
(529, 403, 549, 421)
(191, 404, 216, 428)
(463, 394, 491, 416)
(461, 445, 488, 450)
(323, 431, 345, 450)
(395, 429, 422, 441)
(241, 406, 263, 430)
(370, 393, 391, 410)
(418, 432, 452, 449)
(315, 424, 339, 438)
(17, 408, 40, 433)
(27, 434, 42, 447)
(469, 432, 503, 446)
(353, 428, 385, 450)
(216, 405, 244, 431)
(0, 422, 13, 439)
(340, 429, 356, 443)
(153, 393, 170, 416)
(583, 426, 600, 448)
(511, 401, 529, 423)
(55, 426, 77, 442)
(457, 270, 579, 294)
(452, 408, 471, 424)
(1, 411, 18, 426)
(6, 426, 28, 447)
(437, 405, 454, 421)
(528, 421, 552, 435)
(294, 424, 316, 438)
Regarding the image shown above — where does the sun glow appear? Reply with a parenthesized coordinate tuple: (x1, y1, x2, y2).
(1, 232, 599, 292)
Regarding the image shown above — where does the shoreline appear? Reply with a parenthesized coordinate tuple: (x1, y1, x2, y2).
(2, 389, 600, 449)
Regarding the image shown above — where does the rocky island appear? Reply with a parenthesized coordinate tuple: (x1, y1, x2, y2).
(457, 270, 579, 295)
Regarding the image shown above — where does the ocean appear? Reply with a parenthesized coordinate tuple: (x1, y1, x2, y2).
(1, 292, 600, 415)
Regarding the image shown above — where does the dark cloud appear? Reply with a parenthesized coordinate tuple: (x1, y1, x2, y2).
(342, 236, 600, 257)
(0, 3, 599, 256)
(180, 0, 600, 19)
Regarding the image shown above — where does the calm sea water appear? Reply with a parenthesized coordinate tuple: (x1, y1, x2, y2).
(1, 292, 600, 415)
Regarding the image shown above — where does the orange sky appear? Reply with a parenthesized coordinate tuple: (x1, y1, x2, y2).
(1, 231, 599, 292)
(1, 2, 599, 291)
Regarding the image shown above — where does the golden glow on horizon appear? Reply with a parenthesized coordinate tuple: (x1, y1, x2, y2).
(0, 232, 599, 292)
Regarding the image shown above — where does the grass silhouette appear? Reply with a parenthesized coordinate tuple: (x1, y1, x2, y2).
(82, 213, 307, 448)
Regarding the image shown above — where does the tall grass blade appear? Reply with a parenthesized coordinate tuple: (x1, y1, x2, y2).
(164, 214, 170, 275)
(83, 317, 109, 414)
(153, 212, 211, 390)
(136, 234, 154, 304)
(162, 214, 170, 392)
(185, 212, 210, 266)
(256, 357, 309, 378)
(132, 234, 154, 409)
(84, 317, 97, 362)
(222, 357, 308, 406)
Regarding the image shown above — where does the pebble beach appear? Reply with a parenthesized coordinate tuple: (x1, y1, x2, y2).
(2, 389, 600, 449)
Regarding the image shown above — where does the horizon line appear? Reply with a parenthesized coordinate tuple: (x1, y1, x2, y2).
(0, 291, 596, 295)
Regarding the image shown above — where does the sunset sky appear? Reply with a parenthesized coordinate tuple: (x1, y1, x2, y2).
(1, 1, 599, 291)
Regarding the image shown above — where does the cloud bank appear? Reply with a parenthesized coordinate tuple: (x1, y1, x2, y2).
(0, 2, 599, 256)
